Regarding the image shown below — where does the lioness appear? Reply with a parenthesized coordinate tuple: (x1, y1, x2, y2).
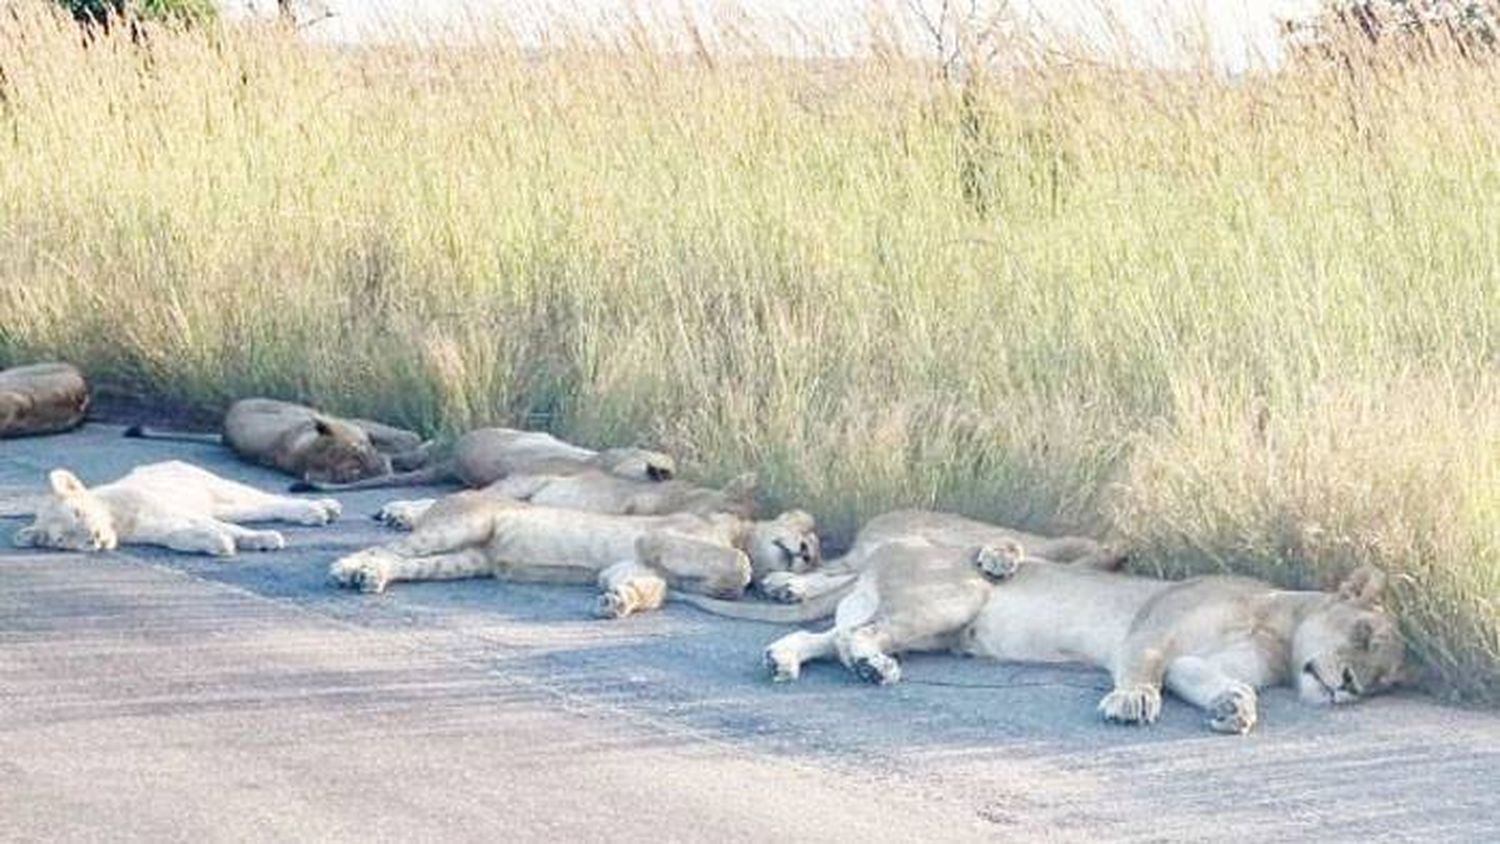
(127, 398, 430, 485)
(0, 363, 89, 438)
(742, 509, 1125, 609)
(11, 461, 342, 556)
(372, 469, 758, 528)
(327, 491, 820, 619)
(292, 426, 676, 493)
(764, 540, 1409, 734)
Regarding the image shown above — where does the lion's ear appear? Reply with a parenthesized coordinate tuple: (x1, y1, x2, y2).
(48, 469, 87, 498)
(646, 461, 674, 482)
(312, 417, 335, 437)
(1337, 565, 1387, 607)
(777, 509, 815, 532)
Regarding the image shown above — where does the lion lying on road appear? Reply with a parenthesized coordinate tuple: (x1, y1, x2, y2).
(764, 539, 1409, 734)
(128, 398, 430, 486)
(0, 363, 89, 438)
(293, 426, 677, 493)
(328, 491, 819, 619)
(371, 469, 758, 528)
(11, 461, 341, 556)
(729, 509, 1125, 612)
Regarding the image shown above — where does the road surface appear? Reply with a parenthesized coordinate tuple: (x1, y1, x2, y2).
(2, 425, 1496, 841)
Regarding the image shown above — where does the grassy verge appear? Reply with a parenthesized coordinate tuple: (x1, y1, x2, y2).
(1, 6, 1496, 701)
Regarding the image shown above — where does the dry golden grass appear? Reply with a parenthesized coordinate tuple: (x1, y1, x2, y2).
(1, 4, 1496, 701)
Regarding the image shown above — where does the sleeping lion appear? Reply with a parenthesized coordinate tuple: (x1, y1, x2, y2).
(127, 398, 431, 486)
(327, 490, 820, 619)
(0, 362, 90, 438)
(762, 539, 1409, 734)
(292, 426, 677, 493)
(11, 461, 342, 556)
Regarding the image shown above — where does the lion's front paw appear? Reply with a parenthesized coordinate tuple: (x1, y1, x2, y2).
(206, 533, 238, 557)
(237, 530, 286, 552)
(764, 646, 801, 683)
(973, 543, 1021, 581)
(760, 571, 809, 603)
(328, 555, 388, 593)
(296, 499, 341, 526)
(374, 501, 422, 530)
(1098, 685, 1162, 725)
(851, 652, 902, 686)
(1208, 684, 1259, 735)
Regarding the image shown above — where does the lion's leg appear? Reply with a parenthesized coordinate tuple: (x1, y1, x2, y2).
(385, 511, 493, 557)
(1165, 656, 1259, 735)
(328, 546, 491, 593)
(636, 532, 752, 598)
(763, 628, 838, 683)
(839, 623, 902, 686)
(373, 498, 438, 530)
(132, 517, 241, 558)
(758, 569, 860, 604)
(348, 418, 425, 455)
(216, 495, 342, 527)
(1099, 636, 1171, 726)
(595, 561, 668, 619)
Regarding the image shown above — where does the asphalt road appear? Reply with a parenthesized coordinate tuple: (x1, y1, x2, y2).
(2, 425, 1497, 842)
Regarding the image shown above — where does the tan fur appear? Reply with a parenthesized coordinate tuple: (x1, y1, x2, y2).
(11, 461, 342, 557)
(329, 492, 820, 619)
(0, 363, 89, 438)
(219, 398, 429, 485)
(683, 509, 1123, 620)
(300, 426, 678, 493)
(766, 545, 1409, 734)
(373, 470, 758, 528)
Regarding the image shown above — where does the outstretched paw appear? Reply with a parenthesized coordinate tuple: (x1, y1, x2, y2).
(1208, 684, 1259, 735)
(295, 499, 341, 526)
(764, 646, 801, 683)
(852, 652, 902, 686)
(760, 571, 809, 603)
(374, 501, 423, 530)
(1098, 685, 1162, 725)
(327, 555, 389, 593)
(973, 541, 1022, 581)
(236, 530, 287, 552)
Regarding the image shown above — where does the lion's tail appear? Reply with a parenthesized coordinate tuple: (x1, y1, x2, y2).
(289, 463, 454, 493)
(670, 580, 855, 623)
(123, 425, 221, 445)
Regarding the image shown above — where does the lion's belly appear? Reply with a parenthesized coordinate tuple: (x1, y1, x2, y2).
(961, 565, 1159, 667)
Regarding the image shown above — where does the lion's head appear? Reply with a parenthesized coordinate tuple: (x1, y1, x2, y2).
(299, 416, 392, 484)
(1293, 566, 1409, 705)
(13, 469, 117, 552)
(0, 391, 28, 431)
(595, 447, 677, 483)
(744, 509, 821, 578)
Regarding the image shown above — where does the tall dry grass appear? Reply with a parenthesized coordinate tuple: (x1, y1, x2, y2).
(1, 4, 1496, 701)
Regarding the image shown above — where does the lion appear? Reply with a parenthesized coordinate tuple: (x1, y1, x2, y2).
(327, 490, 820, 619)
(762, 539, 1409, 735)
(11, 461, 342, 556)
(126, 398, 430, 485)
(0, 362, 90, 438)
(371, 469, 758, 528)
(722, 509, 1126, 611)
(290, 426, 677, 493)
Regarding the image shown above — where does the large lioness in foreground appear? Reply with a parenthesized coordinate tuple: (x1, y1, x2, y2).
(0, 363, 89, 438)
(128, 398, 429, 485)
(764, 540, 1409, 734)
(11, 461, 342, 556)
(328, 491, 820, 619)
(292, 426, 677, 493)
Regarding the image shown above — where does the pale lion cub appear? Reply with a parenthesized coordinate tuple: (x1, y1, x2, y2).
(12, 461, 342, 556)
